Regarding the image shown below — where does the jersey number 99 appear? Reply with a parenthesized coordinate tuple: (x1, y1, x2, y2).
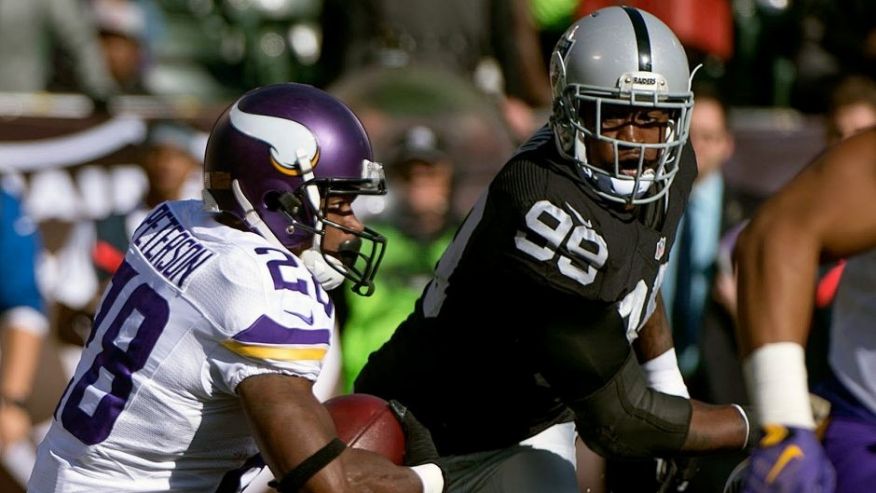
(515, 200, 608, 286)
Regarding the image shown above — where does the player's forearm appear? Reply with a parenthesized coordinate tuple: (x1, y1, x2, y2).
(0, 326, 43, 401)
(735, 221, 819, 428)
(632, 294, 674, 362)
(340, 449, 428, 493)
(734, 217, 819, 355)
(682, 400, 754, 452)
(634, 296, 689, 398)
(241, 374, 430, 493)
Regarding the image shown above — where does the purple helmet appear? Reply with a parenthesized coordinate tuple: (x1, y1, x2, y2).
(203, 83, 386, 295)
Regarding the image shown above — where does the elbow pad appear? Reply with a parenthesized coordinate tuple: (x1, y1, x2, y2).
(573, 353, 692, 458)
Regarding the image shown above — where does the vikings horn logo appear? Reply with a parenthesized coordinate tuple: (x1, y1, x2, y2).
(229, 102, 319, 176)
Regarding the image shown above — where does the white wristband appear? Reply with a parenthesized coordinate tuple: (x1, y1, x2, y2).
(743, 342, 815, 429)
(1, 306, 49, 336)
(411, 463, 444, 493)
(641, 348, 690, 398)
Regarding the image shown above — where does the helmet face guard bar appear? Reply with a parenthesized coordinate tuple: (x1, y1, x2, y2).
(270, 169, 388, 296)
(546, 7, 698, 207)
(321, 222, 386, 296)
(556, 83, 693, 205)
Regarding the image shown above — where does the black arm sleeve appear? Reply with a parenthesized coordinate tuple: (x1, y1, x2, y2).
(573, 352, 691, 458)
(528, 295, 692, 458)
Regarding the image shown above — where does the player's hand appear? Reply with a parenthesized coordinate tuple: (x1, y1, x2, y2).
(742, 425, 835, 493)
(388, 400, 439, 466)
(656, 456, 699, 492)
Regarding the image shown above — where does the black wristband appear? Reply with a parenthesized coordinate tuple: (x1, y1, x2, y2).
(268, 438, 346, 492)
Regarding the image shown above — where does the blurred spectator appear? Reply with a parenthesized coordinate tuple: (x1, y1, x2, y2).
(340, 125, 458, 391)
(51, 121, 202, 349)
(0, 0, 117, 98)
(791, 0, 876, 113)
(699, 0, 801, 109)
(0, 176, 49, 490)
(91, 0, 149, 94)
(330, 65, 517, 218)
(661, 85, 735, 379)
(319, 0, 551, 141)
(825, 75, 876, 145)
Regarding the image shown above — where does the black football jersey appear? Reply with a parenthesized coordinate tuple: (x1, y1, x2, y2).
(355, 127, 697, 455)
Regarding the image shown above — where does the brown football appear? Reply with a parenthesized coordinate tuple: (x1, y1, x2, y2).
(324, 393, 405, 465)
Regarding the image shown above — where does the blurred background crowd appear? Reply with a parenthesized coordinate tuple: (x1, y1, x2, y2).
(0, 0, 874, 491)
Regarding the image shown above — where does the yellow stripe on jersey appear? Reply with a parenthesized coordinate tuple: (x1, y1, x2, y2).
(221, 340, 327, 361)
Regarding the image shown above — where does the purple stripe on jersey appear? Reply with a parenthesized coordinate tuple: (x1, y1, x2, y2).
(232, 314, 330, 345)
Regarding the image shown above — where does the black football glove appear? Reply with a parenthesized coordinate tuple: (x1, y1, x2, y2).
(389, 400, 448, 493)
(656, 456, 700, 493)
(388, 399, 440, 466)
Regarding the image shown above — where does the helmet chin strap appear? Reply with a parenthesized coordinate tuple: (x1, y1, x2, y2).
(231, 179, 287, 250)
(300, 248, 346, 291)
(598, 170, 654, 198)
(295, 150, 348, 291)
(232, 177, 348, 290)
(574, 131, 653, 200)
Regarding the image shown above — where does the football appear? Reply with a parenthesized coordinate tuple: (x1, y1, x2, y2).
(324, 393, 406, 465)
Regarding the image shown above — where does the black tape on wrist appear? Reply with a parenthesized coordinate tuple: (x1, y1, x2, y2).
(268, 438, 346, 492)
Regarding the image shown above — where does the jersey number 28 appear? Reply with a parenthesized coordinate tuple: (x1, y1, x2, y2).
(59, 260, 169, 445)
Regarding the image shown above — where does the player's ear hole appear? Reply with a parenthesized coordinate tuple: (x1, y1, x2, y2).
(264, 191, 302, 216)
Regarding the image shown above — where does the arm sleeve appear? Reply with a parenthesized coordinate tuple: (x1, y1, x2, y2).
(526, 291, 692, 458)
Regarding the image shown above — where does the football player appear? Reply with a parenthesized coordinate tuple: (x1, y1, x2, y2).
(28, 84, 444, 492)
(735, 127, 876, 492)
(355, 6, 757, 492)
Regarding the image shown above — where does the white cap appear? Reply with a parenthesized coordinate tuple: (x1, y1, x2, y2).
(92, 0, 147, 40)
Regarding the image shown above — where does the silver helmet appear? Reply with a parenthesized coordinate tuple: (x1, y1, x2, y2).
(549, 6, 696, 205)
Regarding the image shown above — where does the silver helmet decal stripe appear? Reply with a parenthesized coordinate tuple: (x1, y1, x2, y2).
(622, 6, 652, 72)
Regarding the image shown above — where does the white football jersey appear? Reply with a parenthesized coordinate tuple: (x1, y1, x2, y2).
(829, 248, 876, 416)
(29, 200, 335, 492)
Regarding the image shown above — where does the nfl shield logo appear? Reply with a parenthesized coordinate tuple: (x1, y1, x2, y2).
(655, 237, 666, 260)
